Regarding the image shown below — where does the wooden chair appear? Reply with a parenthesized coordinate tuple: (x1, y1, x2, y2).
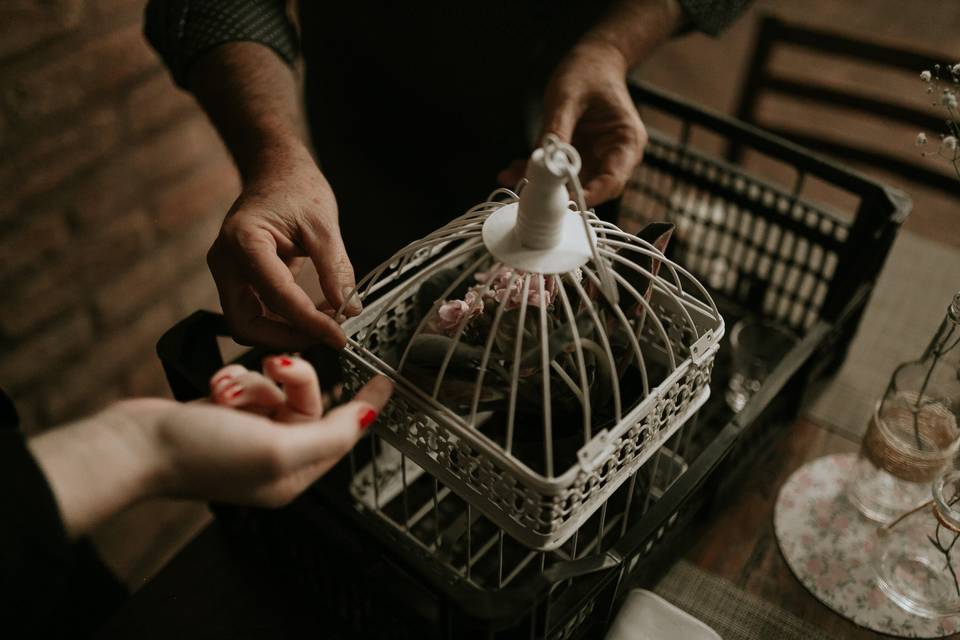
(732, 14, 955, 196)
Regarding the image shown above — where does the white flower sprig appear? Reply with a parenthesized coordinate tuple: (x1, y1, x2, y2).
(918, 63, 960, 181)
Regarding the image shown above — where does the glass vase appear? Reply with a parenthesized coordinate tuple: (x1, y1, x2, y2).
(875, 470, 960, 618)
(848, 292, 960, 523)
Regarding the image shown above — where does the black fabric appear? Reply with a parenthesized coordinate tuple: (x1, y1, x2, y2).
(0, 389, 127, 637)
(144, 0, 298, 87)
(678, 0, 753, 35)
(298, 1, 626, 276)
(0, 387, 18, 432)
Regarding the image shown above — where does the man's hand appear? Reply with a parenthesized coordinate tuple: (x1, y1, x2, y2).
(208, 141, 359, 350)
(499, 42, 647, 207)
(499, 0, 683, 207)
(182, 43, 362, 350)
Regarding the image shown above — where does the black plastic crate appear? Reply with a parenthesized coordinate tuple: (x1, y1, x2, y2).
(156, 81, 908, 639)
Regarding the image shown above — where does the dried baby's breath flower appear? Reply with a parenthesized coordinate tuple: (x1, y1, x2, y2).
(918, 63, 960, 181)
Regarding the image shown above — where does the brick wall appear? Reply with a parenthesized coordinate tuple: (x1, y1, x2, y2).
(0, 1, 238, 432)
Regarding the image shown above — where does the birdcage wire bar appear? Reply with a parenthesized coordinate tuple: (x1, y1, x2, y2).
(337, 173, 722, 549)
(347, 421, 692, 591)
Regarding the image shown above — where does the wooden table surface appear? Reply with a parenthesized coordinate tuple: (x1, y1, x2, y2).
(685, 418, 886, 639)
(95, 417, 892, 639)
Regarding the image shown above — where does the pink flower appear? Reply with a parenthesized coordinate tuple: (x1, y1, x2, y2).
(434, 289, 484, 334)
(475, 264, 515, 289)
(479, 265, 558, 310)
(437, 299, 470, 332)
(816, 573, 838, 592)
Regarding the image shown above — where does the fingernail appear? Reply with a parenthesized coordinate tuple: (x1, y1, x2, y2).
(342, 286, 363, 313)
(228, 386, 244, 399)
(277, 357, 293, 367)
(359, 408, 378, 430)
(211, 374, 232, 389)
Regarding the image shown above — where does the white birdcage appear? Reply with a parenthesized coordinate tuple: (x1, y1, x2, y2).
(338, 135, 724, 550)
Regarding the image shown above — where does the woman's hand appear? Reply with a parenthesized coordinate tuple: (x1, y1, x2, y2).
(141, 357, 391, 508)
(29, 357, 392, 538)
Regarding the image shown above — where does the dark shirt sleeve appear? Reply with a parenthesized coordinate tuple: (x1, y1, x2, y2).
(677, 0, 752, 36)
(0, 394, 127, 635)
(143, 0, 299, 88)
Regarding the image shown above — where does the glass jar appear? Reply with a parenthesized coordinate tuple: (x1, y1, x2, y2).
(875, 470, 960, 618)
(848, 292, 960, 523)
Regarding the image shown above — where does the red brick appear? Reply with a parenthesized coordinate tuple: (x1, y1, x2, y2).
(124, 71, 199, 136)
(174, 265, 222, 317)
(93, 216, 219, 325)
(69, 115, 227, 228)
(4, 22, 158, 123)
(1, 105, 121, 211)
(124, 358, 175, 399)
(128, 116, 226, 180)
(44, 300, 177, 423)
(42, 383, 124, 429)
(150, 158, 239, 234)
(88, 0, 146, 26)
(0, 310, 94, 391)
(0, 0, 84, 60)
(0, 208, 154, 337)
(0, 209, 72, 275)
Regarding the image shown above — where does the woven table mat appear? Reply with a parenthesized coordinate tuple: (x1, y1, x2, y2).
(805, 230, 960, 440)
(653, 560, 832, 640)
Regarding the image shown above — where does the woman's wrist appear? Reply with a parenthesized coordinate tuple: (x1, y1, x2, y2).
(28, 400, 173, 538)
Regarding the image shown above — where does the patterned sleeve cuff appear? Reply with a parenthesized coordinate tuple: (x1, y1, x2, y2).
(676, 0, 752, 36)
(144, 0, 299, 88)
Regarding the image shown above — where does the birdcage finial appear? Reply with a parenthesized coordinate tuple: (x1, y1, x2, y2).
(481, 136, 593, 274)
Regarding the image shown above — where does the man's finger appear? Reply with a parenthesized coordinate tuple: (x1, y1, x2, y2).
(215, 269, 326, 349)
(582, 140, 642, 206)
(301, 228, 359, 319)
(542, 93, 585, 144)
(239, 233, 347, 347)
(496, 158, 528, 189)
(583, 173, 627, 208)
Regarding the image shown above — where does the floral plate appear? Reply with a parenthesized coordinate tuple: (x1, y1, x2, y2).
(774, 453, 960, 637)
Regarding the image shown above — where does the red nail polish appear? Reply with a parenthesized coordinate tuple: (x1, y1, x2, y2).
(229, 387, 244, 399)
(278, 357, 293, 367)
(359, 408, 377, 430)
(211, 374, 232, 387)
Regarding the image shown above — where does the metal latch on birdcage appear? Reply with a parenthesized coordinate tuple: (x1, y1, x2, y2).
(577, 430, 616, 473)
